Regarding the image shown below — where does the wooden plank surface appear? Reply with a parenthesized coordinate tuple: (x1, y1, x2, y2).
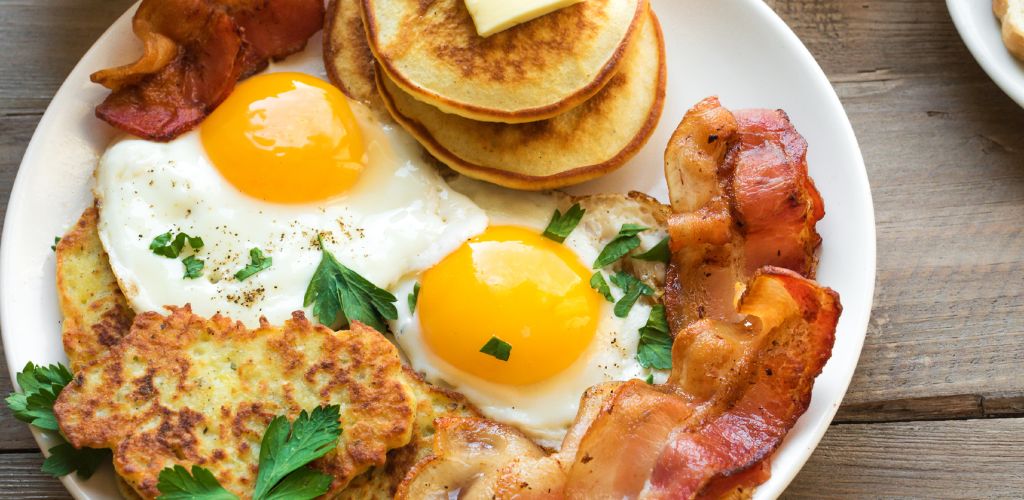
(784, 419, 1024, 499)
(0, 0, 1022, 497)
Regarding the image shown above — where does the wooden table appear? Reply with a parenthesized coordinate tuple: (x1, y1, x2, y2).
(1, 0, 1022, 497)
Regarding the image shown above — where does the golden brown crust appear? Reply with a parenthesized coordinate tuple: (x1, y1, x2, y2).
(339, 367, 481, 499)
(56, 206, 135, 371)
(360, 0, 647, 123)
(375, 7, 666, 190)
(54, 307, 417, 498)
(324, 0, 385, 113)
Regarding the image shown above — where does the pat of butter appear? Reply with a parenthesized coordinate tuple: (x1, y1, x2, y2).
(464, 0, 586, 37)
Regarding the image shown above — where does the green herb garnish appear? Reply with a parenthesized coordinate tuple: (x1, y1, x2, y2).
(150, 231, 203, 258)
(610, 272, 654, 317)
(6, 362, 111, 479)
(251, 406, 341, 499)
(589, 272, 613, 302)
(645, 374, 655, 385)
(51, 236, 61, 252)
(636, 304, 672, 370)
(41, 442, 111, 480)
(542, 203, 585, 243)
(633, 236, 670, 264)
(157, 465, 236, 500)
(304, 236, 397, 332)
(183, 255, 204, 279)
(235, 248, 272, 281)
(408, 282, 420, 314)
(6, 362, 71, 432)
(592, 224, 648, 268)
(156, 406, 341, 500)
(480, 336, 512, 361)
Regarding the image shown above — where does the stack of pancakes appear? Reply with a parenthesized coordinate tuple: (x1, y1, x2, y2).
(325, 0, 666, 189)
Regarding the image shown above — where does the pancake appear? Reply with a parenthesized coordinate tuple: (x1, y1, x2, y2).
(376, 8, 666, 190)
(361, 0, 648, 123)
(324, 0, 384, 112)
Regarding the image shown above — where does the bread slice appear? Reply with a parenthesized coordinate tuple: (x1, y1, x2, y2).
(995, 0, 1024, 60)
(376, 8, 666, 190)
(360, 0, 647, 123)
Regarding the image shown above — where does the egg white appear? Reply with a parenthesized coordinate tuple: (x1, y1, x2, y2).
(95, 101, 487, 327)
(391, 177, 669, 448)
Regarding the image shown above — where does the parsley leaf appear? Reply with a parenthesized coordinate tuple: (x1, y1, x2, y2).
(645, 374, 655, 385)
(589, 272, 614, 302)
(150, 231, 203, 258)
(542, 203, 586, 243)
(6, 362, 111, 480)
(183, 255, 204, 279)
(408, 282, 420, 314)
(157, 465, 236, 500)
(42, 443, 111, 480)
(610, 272, 654, 318)
(235, 248, 272, 281)
(593, 224, 648, 268)
(252, 406, 341, 499)
(633, 236, 670, 264)
(637, 304, 672, 370)
(480, 336, 512, 361)
(304, 237, 397, 332)
(6, 362, 72, 431)
(51, 236, 61, 252)
(155, 407, 340, 500)
(262, 467, 334, 500)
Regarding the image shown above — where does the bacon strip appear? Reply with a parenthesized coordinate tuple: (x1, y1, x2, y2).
(664, 96, 824, 331)
(729, 109, 825, 277)
(646, 268, 840, 498)
(92, 0, 324, 141)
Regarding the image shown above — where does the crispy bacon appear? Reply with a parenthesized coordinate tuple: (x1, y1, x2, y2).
(729, 109, 825, 277)
(645, 269, 840, 498)
(92, 0, 324, 141)
(664, 96, 825, 331)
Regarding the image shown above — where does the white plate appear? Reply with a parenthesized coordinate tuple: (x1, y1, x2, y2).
(948, 0, 1024, 108)
(0, 0, 875, 498)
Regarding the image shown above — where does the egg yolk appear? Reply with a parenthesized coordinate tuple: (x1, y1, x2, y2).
(201, 72, 365, 203)
(418, 226, 602, 385)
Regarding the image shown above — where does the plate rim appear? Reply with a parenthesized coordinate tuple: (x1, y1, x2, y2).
(947, 0, 1024, 108)
(1, 1, 876, 498)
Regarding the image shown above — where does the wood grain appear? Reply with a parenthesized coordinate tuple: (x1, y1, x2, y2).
(774, 0, 1024, 407)
(0, 0, 1022, 497)
(784, 419, 1024, 499)
(0, 453, 70, 499)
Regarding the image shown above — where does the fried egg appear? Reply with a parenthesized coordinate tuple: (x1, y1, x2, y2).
(95, 66, 670, 446)
(392, 178, 669, 447)
(95, 72, 487, 327)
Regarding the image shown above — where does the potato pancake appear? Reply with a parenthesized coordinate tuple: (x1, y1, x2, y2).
(54, 307, 417, 498)
(55, 206, 135, 371)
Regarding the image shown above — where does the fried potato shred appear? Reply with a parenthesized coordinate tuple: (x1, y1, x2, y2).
(54, 307, 417, 498)
(92, 0, 324, 141)
(55, 206, 135, 372)
(394, 98, 841, 499)
(339, 367, 482, 499)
